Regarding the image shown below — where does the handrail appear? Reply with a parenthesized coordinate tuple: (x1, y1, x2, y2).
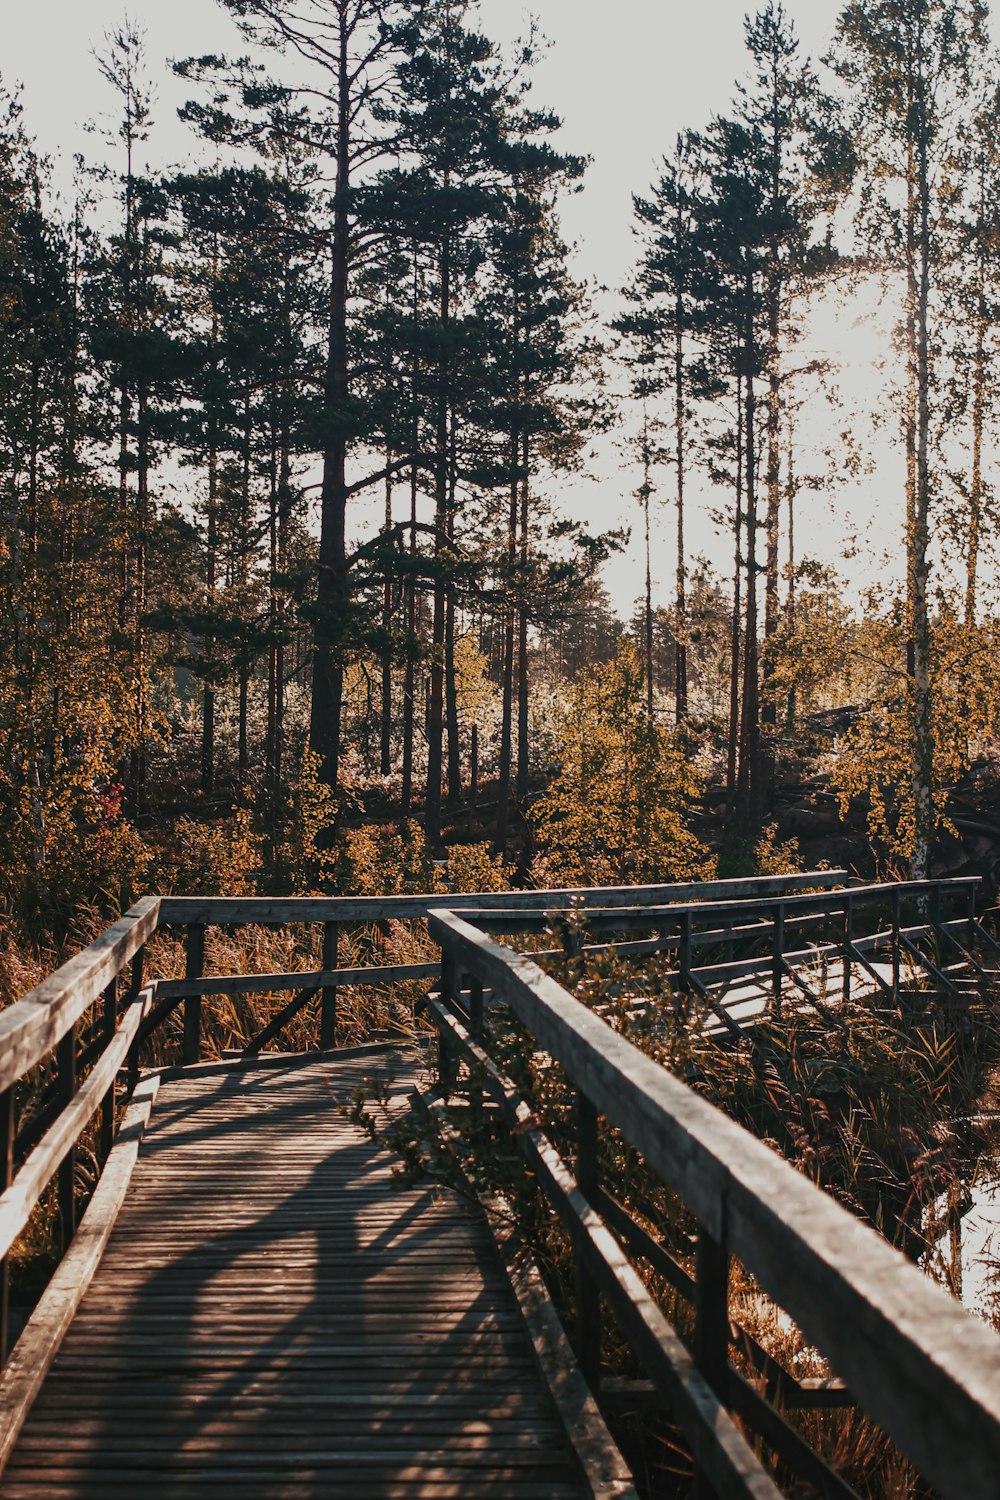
(156, 869, 847, 926)
(0, 870, 991, 1492)
(450, 877, 980, 934)
(0, 897, 159, 1098)
(426, 905, 1000, 1500)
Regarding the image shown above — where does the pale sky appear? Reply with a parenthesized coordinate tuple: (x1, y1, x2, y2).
(4, 1, 990, 615)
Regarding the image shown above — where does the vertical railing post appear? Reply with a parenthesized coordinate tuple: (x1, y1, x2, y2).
(843, 896, 853, 1007)
(183, 925, 205, 1066)
(0, 1086, 13, 1363)
(968, 881, 978, 947)
(57, 1022, 77, 1248)
(694, 1222, 730, 1499)
(574, 1090, 601, 1392)
(771, 903, 785, 1014)
(467, 975, 485, 1128)
(679, 911, 693, 995)
(99, 977, 118, 1160)
(892, 887, 902, 1003)
(320, 920, 339, 1051)
(438, 947, 458, 1099)
(127, 946, 145, 1099)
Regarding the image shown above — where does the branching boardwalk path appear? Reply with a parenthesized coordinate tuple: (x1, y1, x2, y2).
(3, 1051, 591, 1499)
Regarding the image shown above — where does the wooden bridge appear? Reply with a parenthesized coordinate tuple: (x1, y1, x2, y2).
(2, 871, 1000, 1498)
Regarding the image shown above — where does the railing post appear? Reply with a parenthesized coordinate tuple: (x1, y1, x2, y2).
(843, 896, 853, 1007)
(968, 882, 978, 946)
(892, 887, 902, 1003)
(320, 921, 339, 1051)
(694, 1223, 730, 1499)
(127, 946, 145, 1099)
(574, 1090, 601, 1392)
(679, 910, 693, 996)
(0, 1085, 13, 1362)
(771, 902, 784, 1014)
(99, 977, 118, 1160)
(58, 1022, 77, 1248)
(467, 975, 485, 1128)
(438, 948, 458, 1099)
(183, 925, 205, 1066)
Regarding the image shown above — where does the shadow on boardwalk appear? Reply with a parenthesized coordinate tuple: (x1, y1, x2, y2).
(3, 1058, 583, 1499)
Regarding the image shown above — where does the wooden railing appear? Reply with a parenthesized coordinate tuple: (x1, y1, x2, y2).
(0, 866, 996, 1496)
(0, 871, 845, 1367)
(425, 903, 1000, 1500)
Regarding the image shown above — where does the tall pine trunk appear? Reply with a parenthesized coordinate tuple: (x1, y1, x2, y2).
(425, 224, 452, 846)
(735, 293, 761, 842)
(674, 301, 688, 723)
(910, 69, 934, 880)
(516, 438, 530, 798)
(309, 20, 352, 797)
(381, 457, 393, 777)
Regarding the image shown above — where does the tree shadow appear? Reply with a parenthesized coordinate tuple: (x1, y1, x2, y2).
(7, 1058, 581, 1498)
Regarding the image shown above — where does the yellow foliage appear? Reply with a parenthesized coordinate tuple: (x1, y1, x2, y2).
(273, 749, 339, 892)
(338, 820, 441, 897)
(532, 641, 715, 886)
(831, 596, 1000, 865)
(444, 842, 512, 893)
(754, 824, 803, 876)
(171, 809, 262, 897)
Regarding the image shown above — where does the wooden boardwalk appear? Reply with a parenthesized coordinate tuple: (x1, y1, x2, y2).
(2, 1051, 589, 1499)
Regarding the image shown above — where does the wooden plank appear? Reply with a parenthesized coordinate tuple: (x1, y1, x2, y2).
(0, 990, 152, 1263)
(155, 961, 440, 1001)
(0, 1074, 160, 1474)
(0, 898, 159, 1095)
(155, 871, 848, 927)
(5, 1056, 589, 1498)
(428, 909, 1000, 1500)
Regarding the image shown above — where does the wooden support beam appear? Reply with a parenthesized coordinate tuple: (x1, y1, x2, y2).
(0, 897, 159, 1096)
(0, 1074, 159, 1478)
(575, 1090, 601, 1392)
(0, 1088, 12, 1365)
(56, 1024, 76, 1250)
(182, 926, 205, 1066)
(0, 991, 152, 1264)
(319, 922, 339, 1051)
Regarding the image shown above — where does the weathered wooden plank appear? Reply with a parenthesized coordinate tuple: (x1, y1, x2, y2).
(155, 871, 848, 927)
(0, 899, 159, 1095)
(0, 990, 152, 1263)
(0, 1074, 159, 1474)
(428, 909, 1000, 1500)
(155, 961, 441, 1001)
(5, 1056, 595, 1499)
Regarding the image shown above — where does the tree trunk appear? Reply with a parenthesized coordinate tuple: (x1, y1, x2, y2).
(736, 293, 761, 843)
(727, 362, 744, 802)
(381, 457, 393, 777)
(201, 439, 218, 797)
(401, 460, 418, 820)
(674, 302, 688, 723)
(910, 72, 934, 880)
(309, 18, 352, 796)
(516, 441, 530, 797)
(445, 420, 461, 806)
(424, 222, 452, 846)
(495, 438, 519, 853)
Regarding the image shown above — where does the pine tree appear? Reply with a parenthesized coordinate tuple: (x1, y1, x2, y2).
(833, 0, 990, 875)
